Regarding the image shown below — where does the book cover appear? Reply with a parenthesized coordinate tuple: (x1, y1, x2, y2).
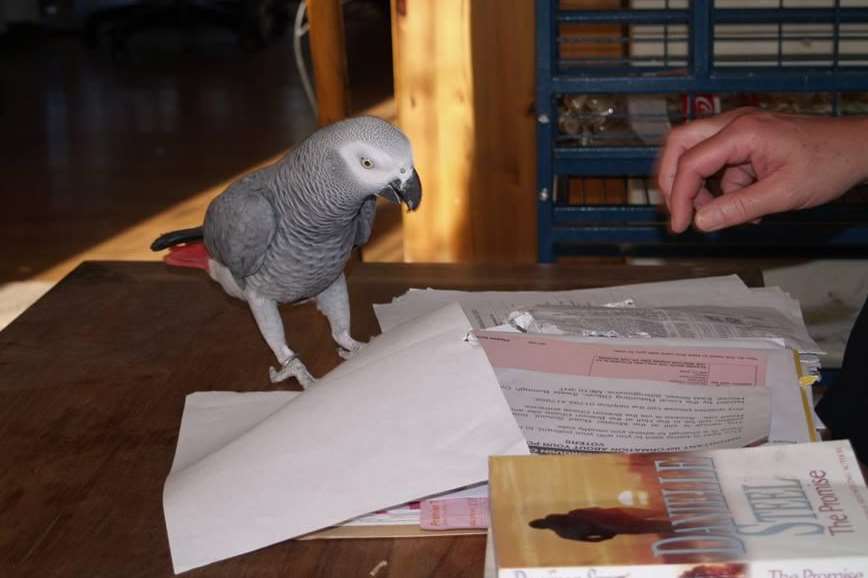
(489, 441, 868, 578)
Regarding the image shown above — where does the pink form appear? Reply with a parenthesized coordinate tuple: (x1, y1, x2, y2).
(475, 331, 767, 387)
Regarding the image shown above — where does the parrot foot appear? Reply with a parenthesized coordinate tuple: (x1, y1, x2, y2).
(334, 332, 364, 360)
(337, 343, 364, 360)
(269, 356, 316, 389)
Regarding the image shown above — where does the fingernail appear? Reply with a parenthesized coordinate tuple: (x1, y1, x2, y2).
(695, 209, 721, 231)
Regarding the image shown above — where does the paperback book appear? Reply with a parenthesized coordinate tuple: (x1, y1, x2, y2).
(489, 441, 868, 578)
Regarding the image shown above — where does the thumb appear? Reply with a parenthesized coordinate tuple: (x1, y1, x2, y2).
(694, 178, 790, 232)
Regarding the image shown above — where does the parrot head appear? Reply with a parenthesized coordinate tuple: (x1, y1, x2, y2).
(331, 116, 422, 211)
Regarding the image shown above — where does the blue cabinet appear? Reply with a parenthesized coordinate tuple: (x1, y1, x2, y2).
(536, 0, 868, 261)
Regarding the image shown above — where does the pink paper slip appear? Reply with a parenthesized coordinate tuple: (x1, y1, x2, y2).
(475, 331, 768, 386)
(419, 497, 490, 530)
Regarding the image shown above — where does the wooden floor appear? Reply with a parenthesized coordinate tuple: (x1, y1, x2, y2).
(0, 13, 399, 285)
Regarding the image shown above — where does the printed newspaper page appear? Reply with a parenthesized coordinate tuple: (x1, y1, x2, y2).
(512, 304, 821, 354)
(373, 275, 754, 332)
(475, 331, 779, 454)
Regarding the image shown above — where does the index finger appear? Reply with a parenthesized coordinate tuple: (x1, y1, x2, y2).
(656, 108, 755, 205)
(668, 123, 755, 233)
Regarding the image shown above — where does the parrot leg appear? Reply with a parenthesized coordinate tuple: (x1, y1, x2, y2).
(316, 273, 363, 359)
(208, 259, 245, 300)
(246, 291, 316, 388)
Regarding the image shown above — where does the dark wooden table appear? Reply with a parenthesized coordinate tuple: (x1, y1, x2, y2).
(0, 261, 764, 577)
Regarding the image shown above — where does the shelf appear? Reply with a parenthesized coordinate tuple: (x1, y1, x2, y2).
(536, 0, 868, 262)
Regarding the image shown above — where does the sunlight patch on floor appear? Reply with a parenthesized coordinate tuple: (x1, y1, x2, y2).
(32, 97, 401, 282)
(34, 161, 279, 283)
(0, 281, 54, 331)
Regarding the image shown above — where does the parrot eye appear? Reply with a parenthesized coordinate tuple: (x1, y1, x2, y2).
(361, 158, 374, 169)
(399, 168, 406, 174)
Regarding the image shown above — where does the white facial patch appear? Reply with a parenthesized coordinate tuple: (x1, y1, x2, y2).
(336, 142, 398, 192)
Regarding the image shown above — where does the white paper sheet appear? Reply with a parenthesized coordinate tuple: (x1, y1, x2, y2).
(765, 259, 868, 367)
(171, 391, 300, 472)
(497, 368, 771, 452)
(483, 528, 496, 578)
(163, 303, 528, 574)
(173, 393, 493, 530)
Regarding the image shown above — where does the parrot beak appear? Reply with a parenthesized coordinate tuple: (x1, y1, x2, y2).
(401, 168, 422, 211)
(379, 168, 422, 211)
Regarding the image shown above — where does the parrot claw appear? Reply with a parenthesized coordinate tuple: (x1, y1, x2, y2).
(269, 356, 316, 389)
(334, 333, 364, 360)
(337, 344, 360, 360)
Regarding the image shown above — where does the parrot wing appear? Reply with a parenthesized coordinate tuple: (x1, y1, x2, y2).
(203, 184, 277, 283)
(353, 196, 377, 247)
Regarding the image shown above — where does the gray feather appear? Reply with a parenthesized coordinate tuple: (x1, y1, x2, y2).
(203, 177, 277, 286)
(353, 197, 377, 247)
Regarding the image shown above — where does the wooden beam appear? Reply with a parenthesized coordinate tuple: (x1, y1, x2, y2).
(306, 0, 349, 126)
(391, 0, 537, 263)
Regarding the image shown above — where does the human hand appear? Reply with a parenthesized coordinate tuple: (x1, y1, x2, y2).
(656, 108, 868, 233)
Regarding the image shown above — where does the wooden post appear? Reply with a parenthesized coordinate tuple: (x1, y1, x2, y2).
(306, 0, 349, 126)
(391, 0, 537, 263)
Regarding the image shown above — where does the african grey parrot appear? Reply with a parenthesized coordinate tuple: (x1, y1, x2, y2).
(150, 116, 421, 388)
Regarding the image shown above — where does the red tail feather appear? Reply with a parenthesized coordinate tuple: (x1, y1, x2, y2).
(164, 242, 210, 271)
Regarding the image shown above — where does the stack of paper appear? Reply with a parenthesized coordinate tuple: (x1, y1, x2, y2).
(375, 275, 753, 332)
(164, 274, 821, 572)
(373, 274, 824, 379)
(474, 330, 816, 450)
